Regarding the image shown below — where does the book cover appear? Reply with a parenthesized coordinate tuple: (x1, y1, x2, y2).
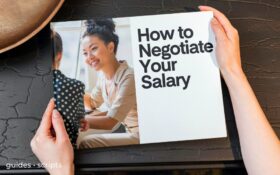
(50, 11, 227, 149)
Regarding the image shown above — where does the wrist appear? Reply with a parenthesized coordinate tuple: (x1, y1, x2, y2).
(65, 163, 75, 175)
(220, 64, 249, 92)
(85, 118, 92, 129)
(220, 64, 245, 82)
(50, 163, 74, 175)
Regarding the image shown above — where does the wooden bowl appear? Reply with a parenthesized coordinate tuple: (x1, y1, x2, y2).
(0, 0, 64, 53)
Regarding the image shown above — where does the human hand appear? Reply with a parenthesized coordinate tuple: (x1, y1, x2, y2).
(80, 118, 90, 132)
(30, 99, 74, 175)
(84, 93, 93, 110)
(199, 6, 243, 76)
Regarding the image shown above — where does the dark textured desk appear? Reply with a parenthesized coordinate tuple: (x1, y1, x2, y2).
(0, 0, 279, 174)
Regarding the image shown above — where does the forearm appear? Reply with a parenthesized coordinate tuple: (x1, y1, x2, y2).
(86, 115, 118, 130)
(222, 67, 280, 175)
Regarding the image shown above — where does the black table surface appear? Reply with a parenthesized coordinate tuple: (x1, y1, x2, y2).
(0, 0, 279, 173)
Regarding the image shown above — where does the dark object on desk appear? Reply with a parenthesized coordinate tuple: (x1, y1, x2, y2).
(85, 109, 95, 115)
(0, 0, 64, 53)
(184, 7, 200, 12)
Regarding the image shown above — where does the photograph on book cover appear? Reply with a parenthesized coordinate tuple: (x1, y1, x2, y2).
(50, 11, 227, 150)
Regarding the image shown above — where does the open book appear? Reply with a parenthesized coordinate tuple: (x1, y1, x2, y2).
(50, 11, 227, 149)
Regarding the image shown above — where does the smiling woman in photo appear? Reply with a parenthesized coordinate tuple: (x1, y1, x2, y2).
(78, 18, 140, 149)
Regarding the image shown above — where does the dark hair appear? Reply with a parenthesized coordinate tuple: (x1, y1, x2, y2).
(82, 18, 119, 53)
(52, 31, 63, 56)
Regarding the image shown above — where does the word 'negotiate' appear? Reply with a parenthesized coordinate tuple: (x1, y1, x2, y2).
(137, 27, 214, 59)
(139, 40, 213, 59)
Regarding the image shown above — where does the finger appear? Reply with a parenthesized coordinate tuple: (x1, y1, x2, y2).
(199, 5, 234, 38)
(52, 109, 69, 142)
(37, 98, 55, 135)
(80, 123, 85, 129)
(79, 119, 85, 125)
(81, 126, 88, 132)
(80, 124, 86, 131)
(211, 17, 227, 42)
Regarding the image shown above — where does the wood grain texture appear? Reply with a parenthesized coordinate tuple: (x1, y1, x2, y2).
(0, 0, 279, 172)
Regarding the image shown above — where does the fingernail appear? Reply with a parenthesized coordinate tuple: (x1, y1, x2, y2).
(49, 98, 55, 107)
(53, 109, 60, 118)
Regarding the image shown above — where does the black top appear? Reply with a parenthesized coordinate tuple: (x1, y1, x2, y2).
(53, 69, 85, 148)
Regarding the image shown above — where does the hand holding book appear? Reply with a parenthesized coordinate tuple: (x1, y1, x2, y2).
(199, 5, 280, 175)
(30, 99, 74, 175)
(199, 6, 241, 77)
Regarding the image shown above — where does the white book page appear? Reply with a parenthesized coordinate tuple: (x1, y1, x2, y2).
(129, 11, 227, 144)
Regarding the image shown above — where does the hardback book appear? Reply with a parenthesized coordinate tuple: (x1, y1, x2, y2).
(50, 11, 227, 149)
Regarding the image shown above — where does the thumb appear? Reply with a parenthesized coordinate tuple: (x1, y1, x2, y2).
(211, 17, 227, 42)
(52, 109, 69, 142)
